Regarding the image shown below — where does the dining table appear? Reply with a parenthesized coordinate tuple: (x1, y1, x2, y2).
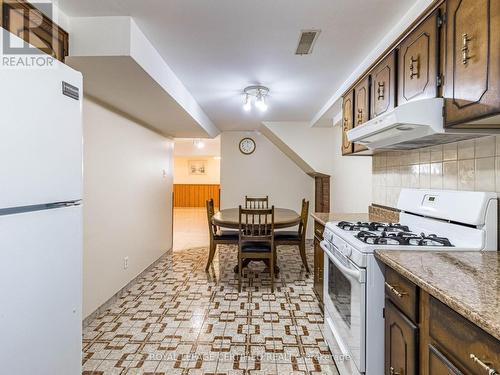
(212, 207, 301, 273)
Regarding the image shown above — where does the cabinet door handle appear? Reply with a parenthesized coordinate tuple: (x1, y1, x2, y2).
(461, 33, 472, 65)
(377, 82, 385, 100)
(470, 354, 498, 375)
(409, 55, 419, 79)
(385, 282, 407, 298)
(357, 108, 363, 124)
(390, 366, 403, 375)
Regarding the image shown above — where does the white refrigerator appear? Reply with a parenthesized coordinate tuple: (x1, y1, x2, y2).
(0, 49, 83, 373)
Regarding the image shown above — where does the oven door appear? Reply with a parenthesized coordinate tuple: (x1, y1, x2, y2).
(321, 240, 366, 373)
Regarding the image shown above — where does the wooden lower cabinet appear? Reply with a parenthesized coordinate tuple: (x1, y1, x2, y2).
(385, 300, 418, 375)
(313, 220, 325, 307)
(384, 267, 500, 375)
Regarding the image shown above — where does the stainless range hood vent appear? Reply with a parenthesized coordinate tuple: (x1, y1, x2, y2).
(295, 30, 321, 55)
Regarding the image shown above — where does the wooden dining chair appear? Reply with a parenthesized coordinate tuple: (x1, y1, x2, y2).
(274, 199, 310, 273)
(205, 199, 239, 271)
(238, 206, 275, 292)
(245, 196, 269, 209)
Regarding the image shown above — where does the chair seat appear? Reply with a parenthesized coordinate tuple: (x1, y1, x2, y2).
(241, 242, 272, 253)
(214, 230, 239, 241)
(274, 231, 300, 241)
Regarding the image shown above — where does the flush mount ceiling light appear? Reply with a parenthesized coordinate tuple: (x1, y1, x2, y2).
(193, 139, 205, 149)
(243, 85, 269, 112)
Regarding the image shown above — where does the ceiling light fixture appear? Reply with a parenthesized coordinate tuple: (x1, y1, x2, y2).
(193, 139, 205, 149)
(243, 85, 269, 112)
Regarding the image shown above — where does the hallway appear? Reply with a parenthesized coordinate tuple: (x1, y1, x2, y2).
(81, 244, 338, 374)
(173, 208, 210, 251)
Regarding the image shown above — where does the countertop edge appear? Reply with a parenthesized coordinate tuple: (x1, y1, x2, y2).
(374, 251, 500, 341)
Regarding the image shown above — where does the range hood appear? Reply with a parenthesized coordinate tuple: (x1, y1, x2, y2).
(347, 98, 498, 150)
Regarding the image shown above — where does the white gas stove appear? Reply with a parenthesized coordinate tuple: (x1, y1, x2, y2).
(321, 189, 498, 375)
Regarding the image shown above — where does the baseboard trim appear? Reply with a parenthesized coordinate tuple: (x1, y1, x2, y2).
(82, 248, 172, 329)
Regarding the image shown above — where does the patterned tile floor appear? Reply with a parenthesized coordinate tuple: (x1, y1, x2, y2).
(82, 243, 339, 374)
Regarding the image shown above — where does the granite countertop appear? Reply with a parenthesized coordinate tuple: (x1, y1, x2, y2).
(375, 250, 500, 340)
(311, 212, 369, 226)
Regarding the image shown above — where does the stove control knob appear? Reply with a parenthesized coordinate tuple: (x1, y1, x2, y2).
(344, 245, 352, 257)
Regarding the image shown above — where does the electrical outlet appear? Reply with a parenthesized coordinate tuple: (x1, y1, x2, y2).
(124, 256, 129, 270)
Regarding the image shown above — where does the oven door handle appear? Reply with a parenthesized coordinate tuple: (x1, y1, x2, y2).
(321, 241, 365, 283)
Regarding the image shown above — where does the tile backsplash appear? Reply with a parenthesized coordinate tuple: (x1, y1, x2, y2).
(372, 135, 500, 208)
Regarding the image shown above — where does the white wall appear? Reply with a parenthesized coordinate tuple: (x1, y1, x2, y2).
(83, 98, 173, 318)
(174, 156, 220, 184)
(263, 122, 372, 213)
(220, 131, 315, 238)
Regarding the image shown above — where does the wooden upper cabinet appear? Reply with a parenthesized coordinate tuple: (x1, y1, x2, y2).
(443, 0, 500, 126)
(398, 10, 439, 105)
(0, 0, 68, 62)
(385, 300, 417, 375)
(353, 76, 370, 152)
(371, 51, 396, 118)
(341, 90, 354, 155)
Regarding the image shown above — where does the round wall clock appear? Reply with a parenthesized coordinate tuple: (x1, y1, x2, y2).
(239, 137, 256, 155)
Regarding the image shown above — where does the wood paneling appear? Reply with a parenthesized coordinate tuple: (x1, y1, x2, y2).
(0, 0, 69, 62)
(173, 184, 220, 208)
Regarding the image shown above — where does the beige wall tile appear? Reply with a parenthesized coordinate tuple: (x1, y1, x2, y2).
(475, 136, 496, 158)
(419, 148, 431, 164)
(419, 164, 431, 189)
(387, 187, 401, 208)
(387, 166, 401, 187)
(386, 152, 400, 167)
(443, 161, 458, 190)
(400, 165, 411, 188)
(430, 145, 443, 163)
(409, 165, 420, 188)
(496, 136, 500, 156)
(430, 162, 443, 189)
(475, 157, 495, 192)
(458, 159, 475, 191)
(457, 139, 475, 160)
(443, 143, 458, 161)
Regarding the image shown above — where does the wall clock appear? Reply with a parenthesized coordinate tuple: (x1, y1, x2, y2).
(239, 137, 256, 155)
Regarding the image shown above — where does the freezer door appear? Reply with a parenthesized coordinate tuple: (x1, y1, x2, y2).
(0, 54, 83, 208)
(0, 206, 82, 375)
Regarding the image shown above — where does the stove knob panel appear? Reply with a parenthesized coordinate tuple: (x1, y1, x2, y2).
(344, 245, 352, 257)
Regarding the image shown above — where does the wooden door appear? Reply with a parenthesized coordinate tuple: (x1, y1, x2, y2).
(341, 90, 354, 155)
(385, 300, 417, 375)
(353, 77, 370, 152)
(444, 0, 500, 126)
(371, 51, 396, 118)
(398, 10, 439, 105)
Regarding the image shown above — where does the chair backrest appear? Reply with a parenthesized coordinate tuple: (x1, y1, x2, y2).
(239, 206, 274, 243)
(298, 199, 310, 236)
(206, 199, 217, 237)
(245, 195, 269, 209)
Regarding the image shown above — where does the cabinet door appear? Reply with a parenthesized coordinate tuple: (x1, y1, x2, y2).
(313, 237, 324, 303)
(428, 345, 464, 375)
(353, 77, 370, 152)
(371, 51, 397, 118)
(341, 90, 354, 155)
(398, 11, 439, 105)
(444, 0, 500, 126)
(385, 300, 417, 375)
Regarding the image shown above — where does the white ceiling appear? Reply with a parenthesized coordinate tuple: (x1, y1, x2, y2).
(58, 0, 419, 131)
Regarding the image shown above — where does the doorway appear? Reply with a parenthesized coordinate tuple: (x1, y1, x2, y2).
(172, 137, 221, 251)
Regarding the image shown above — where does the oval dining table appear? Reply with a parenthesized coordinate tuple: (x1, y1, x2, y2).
(211, 207, 301, 273)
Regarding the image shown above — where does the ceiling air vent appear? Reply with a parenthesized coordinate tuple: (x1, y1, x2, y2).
(295, 29, 321, 55)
